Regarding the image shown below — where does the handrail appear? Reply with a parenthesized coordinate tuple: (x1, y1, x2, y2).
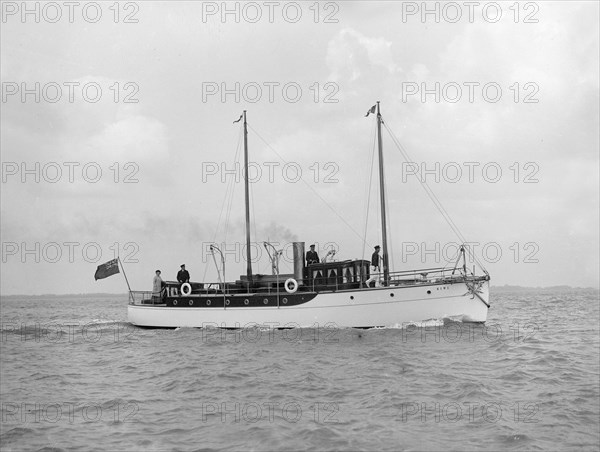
(128, 269, 489, 305)
(130, 267, 484, 301)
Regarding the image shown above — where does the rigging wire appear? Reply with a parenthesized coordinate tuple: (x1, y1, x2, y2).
(361, 121, 377, 262)
(247, 124, 367, 246)
(377, 117, 396, 271)
(223, 168, 236, 243)
(382, 121, 489, 275)
(384, 169, 395, 272)
(204, 115, 486, 280)
(223, 129, 243, 243)
(202, 125, 244, 282)
(248, 155, 261, 274)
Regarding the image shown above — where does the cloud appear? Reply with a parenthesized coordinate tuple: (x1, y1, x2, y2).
(326, 28, 400, 85)
(86, 110, 169, 163)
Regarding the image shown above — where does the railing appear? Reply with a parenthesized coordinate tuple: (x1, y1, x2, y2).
(388, 267, 464, 285)
(129, 290, 158, 305)
(129, 280, 291, 306)
(128, 282, 292, 308)
(128, 267, 489, 306)
(308, 266, 486, 291)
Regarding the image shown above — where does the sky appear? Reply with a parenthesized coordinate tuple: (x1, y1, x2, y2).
(1, 1, 598, 295)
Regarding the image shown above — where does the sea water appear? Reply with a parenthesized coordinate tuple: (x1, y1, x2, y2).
(1, 289, 599, 451)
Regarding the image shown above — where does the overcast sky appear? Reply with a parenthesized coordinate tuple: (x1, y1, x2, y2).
(1, 1, 598, 295)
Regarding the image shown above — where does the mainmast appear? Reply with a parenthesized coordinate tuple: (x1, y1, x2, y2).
(243, 111, 253, 286)
(376, 102, 390, 284)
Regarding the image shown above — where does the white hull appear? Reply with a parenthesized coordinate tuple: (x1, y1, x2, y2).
(128, 280, 489, 328)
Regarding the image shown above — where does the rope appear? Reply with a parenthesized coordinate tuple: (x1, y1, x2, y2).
(203, 116, 488, 281)
(248, 124, 367, 245)
(382, 121, 489, 275)
(361, 122, 377, 262)
(249, 159, 261, 274)
(202, 125, 244, 283)
(223, 127, 244, 242)
(384, 170, 395, 271)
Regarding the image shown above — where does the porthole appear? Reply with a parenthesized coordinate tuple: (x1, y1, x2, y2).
(173, 299, 178, 306)
(350, 296, 354, 300)
(390, 293, 394, 297)
(188, 300, 193, 306)
(282, 298, 288, 304)
(427, 290, 431, 295)
(206, 299, 211, 306)
(244, 299, 249, 305)
(225, 299, 230, 306)
(263, 298, 268, 305)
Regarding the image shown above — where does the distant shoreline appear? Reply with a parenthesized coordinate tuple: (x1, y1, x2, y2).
(1, 285, 598, 300)
(0, 293, 130, 300)
(491, 285, 599, 293)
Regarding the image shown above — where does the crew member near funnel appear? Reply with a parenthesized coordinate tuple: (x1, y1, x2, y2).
(306, 244, 319, 265)
(365, 245, 382, 287)
(177, 264, 190, 284)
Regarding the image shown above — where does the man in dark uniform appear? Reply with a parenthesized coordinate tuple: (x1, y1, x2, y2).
(371, 246, 381, 268)
(177, 264, 190, 283)
(365, 245, 381, 287)
(306, 244, 319, 265)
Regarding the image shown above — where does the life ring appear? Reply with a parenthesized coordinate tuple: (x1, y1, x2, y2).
(181, 283, 192, 296)
(284, 278, 298, 294)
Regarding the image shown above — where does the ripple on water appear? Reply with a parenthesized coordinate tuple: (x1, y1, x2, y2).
(1, 291, 598, 451)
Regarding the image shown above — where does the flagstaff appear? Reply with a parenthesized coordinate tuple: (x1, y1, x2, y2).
(118, 257, 134, 303)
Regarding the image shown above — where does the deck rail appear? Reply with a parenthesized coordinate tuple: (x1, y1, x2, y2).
(129, 290, 158, 305)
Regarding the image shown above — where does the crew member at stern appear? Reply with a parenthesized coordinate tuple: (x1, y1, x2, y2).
(152, 270, 165, 301)
(177, 264, 190, 284)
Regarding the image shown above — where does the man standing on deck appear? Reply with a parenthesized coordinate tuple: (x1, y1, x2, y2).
(306, 244, 319, 266)
(152, 270, 165, 301)
(177, 264, 190, 284)
(365, 245, 382, 287)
